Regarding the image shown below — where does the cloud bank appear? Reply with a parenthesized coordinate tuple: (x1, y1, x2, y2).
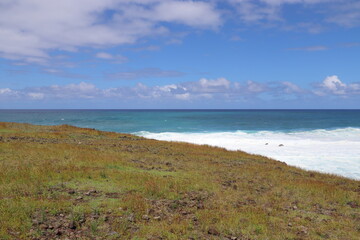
(1, 76, 359, 104)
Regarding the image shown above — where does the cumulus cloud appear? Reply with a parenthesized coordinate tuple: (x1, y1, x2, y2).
(321, 75, 347, 94)
(315, 75, 360, 96)
(0, 0, 221, 63)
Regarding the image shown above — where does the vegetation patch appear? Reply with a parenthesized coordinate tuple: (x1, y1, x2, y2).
(0, 122, 359, 239)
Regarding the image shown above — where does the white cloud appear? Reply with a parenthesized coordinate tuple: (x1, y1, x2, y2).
(321, 75, 347, 95)
(1, 0, 358, 66)
(199, 77, 230, 89)
(246, 80, 267, 93)
(152, 1, 221, 28)
(281, 81, 303, 94)
(0, 0, 221, 63)
(0, 88, 18, 97)
(2, 76, 359, 103)
(0, 88, 12, 94)
(95, 52, 128, 63)
(314, 75, 360, 96)
(28, 92, 45, 100)
(175, 93, 191, 100)
(95, 52, 114, 60)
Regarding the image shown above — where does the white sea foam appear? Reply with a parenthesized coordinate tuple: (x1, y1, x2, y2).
(136, 128, 360, 180)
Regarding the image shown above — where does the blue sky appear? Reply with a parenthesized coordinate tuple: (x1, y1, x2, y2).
(1, 0, 360, 109)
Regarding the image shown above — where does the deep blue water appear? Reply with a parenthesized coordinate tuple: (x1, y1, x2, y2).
(0, 109, 359, 133)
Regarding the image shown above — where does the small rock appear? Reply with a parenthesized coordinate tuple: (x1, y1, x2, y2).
(298, 226, 308, 235)
(265, 143, 269, 145)
(69, 221, 76, 229)
(55, 229, 62, 236)
(230, 237, 237, 240)
(68, 190, 75, 194)
(85, 189, 97, 196)
(279, 144, 284, 147)
(142, 215, 150, 221)
(59, 213, 64, 217)
(288, 222, 292, 227)
(153, 216, 161, 221)
(48, 225, 54, 230)
(292, 205, 298, 210)
(76, 196, 83, 200)
(127, 214, 135, 222)
(208, 228, 220, 236)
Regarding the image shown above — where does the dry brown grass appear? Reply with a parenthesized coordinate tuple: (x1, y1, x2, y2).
(0, 122, 359, 240)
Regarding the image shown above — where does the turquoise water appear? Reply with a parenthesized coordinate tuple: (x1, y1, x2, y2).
(1, 109, 359, 133)
(1, 109, 360, 179)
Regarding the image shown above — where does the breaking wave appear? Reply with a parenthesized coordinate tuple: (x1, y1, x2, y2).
(136, 128, 360, 180)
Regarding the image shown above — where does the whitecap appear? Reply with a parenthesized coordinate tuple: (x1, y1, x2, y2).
(136, 128, 360, 180)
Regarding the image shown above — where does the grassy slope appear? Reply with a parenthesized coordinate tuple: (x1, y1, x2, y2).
(0, 122, 359, 240)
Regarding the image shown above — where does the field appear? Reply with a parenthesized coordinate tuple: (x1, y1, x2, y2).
(0, 122, 359, 239)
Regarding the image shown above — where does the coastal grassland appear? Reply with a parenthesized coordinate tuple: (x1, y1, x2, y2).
(0, 122, 359, 240)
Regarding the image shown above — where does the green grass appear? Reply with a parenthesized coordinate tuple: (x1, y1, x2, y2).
(0, 129, 16, 133)
(0, 122, 359, 239)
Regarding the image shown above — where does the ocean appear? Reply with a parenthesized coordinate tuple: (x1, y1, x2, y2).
(1, 109, 359, 180)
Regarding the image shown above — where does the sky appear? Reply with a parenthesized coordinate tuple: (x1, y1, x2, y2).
(0, 0, 360, 109)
